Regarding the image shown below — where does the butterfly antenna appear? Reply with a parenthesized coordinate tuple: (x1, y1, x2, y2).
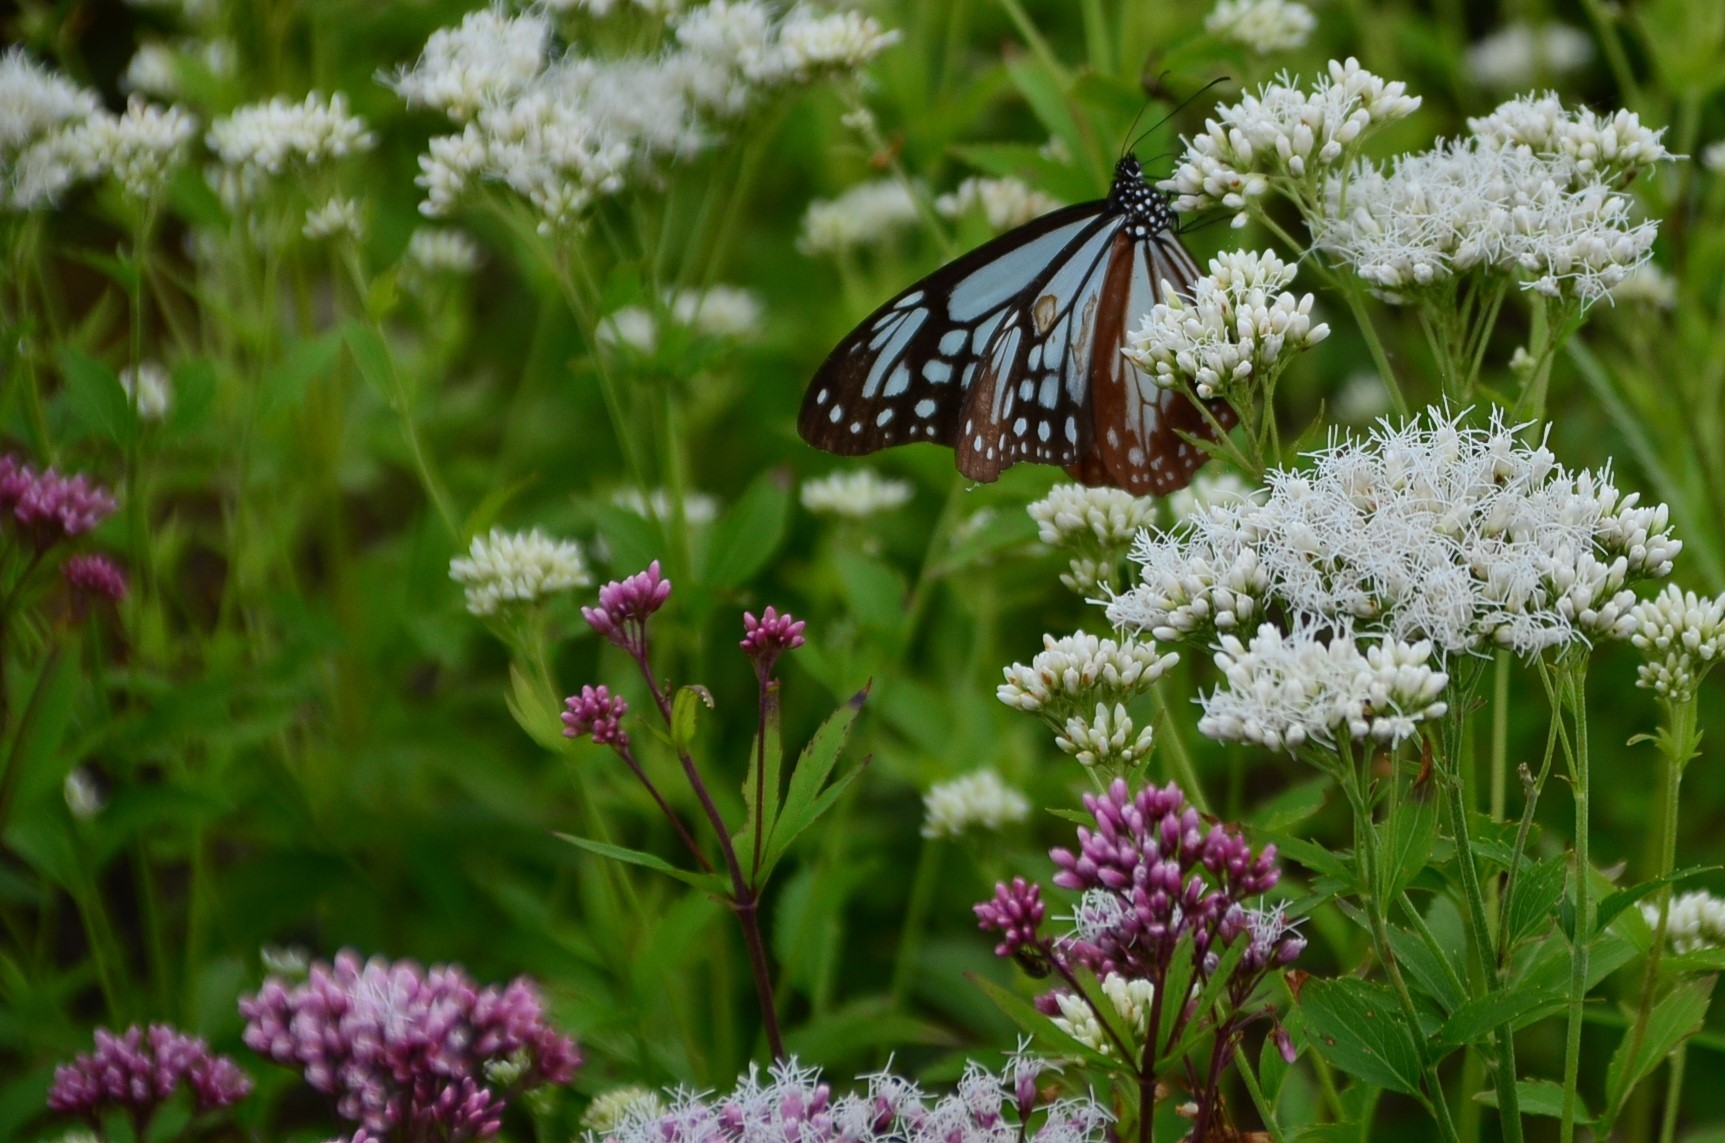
(1126, 75, 1230, 157)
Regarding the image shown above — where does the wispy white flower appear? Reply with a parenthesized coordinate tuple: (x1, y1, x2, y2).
(404, 227, 482, 276)
(1056, 703, 1156, 770)
(612, 487, 720, 527)
(1050, 973, 1156, 1055)
(302, 195, 363, 240)
(800, 468, 913, 517)
(1198, 624, 1449, 751)
(1204, 0, 1315, 55)
(1166, 469, 1254, 524)
(0, 48, 99, 157)
(582, 1087, 666, 1134)
(799, 178, 922, 255)
(921, 769, 1032, 838)
(1468, 92, 1669, 185)
(1465, 23, 1594, 89)
(1124, 249, 1328, 401)
(119, 361, 172, 421)
(1108, 406, 1679, 658)
(387, 9, 552, 122)
(57, 97, 198, 202)
(768, 10, 900, 81)
(207, 92, 374, 181)
(1631, 584, 1725, 702)
(1644, 891, 1725, 954)
(998, 632, 1177, 719)
(449, 527, 591, 616)
(1163, 58, 1421, 224)
(935, 176, 1061, 231)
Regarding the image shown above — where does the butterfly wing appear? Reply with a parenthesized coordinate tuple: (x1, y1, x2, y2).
(798, 201, 1114, 457)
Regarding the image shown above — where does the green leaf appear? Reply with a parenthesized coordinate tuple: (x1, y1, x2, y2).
(1298, 978, 1426, 1098)
(1386, 922, 1465, 1014)
(1258, 1029, 1291, 1105)
(57, 348, 133, 447)
(1475, 1078, 1592, 1123)
(966, 973, 1115, 1066)
(506, 664, 567, 751)
(671, 685, 713, 753)
(587, 503, 666, 576)
(736, 680, 783, 881)
(1597, 865, 1720, 934)
(1602, 976, 1715, 1128)
(762, 687, 869, 876)
(1253, 777, 1331, 831)
(1504, 854, 1568, 949)
(261, 329, 344, 418)
(1433, 984, 1566, 1052)
(553, 833, 728, 895)
(1380, 788, 1439, 901)
(1162, 938, 1247, 1068)
(699, 470, 791, 590)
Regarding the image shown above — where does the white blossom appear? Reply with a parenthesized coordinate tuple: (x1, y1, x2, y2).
(302, 195, 364, 240)
(612, 487, 720, 527)
(1465, 23, 1594, 89)
(600, 286, 763, 349)
(63, 768, 106, 820)
(1644, 891, 1725, 954)
(1162, 58, 1421, 224)
(1204, 0, 1315, 55)
(119, 361, 172, 421)
(1028, 485, 1157, 550)
(1631, 584, 1725, 702)
(387, 9, 552, 121)
(998, 632, 1177, 717)
(1198, 624, 1449, 751)
(1108, 406, 1680, 658)
(1608, 263, 1676, 309)
(767, 10, 900, 82)
(1468, 92, 1670, 185)
(449, 527, 591, 616)
(582, 1087, 666, 1134)
(799, 178, 923, 255)
(404, 227, 482, 276)
(0, 48, 99, 157)
(123, 42, 181, 98)
(1702, 141, 1725, 173)
(207, 92, 374, 183)
(800, 468, 913, 517)
(1055, 703, 1155, 769)
(935, 176, 1062, 231)
(1124, 248, 1328, 401)
(921, 769, 1032, 838)
(58, 97, 198, 201)
(1049, 973, 1156, 1056)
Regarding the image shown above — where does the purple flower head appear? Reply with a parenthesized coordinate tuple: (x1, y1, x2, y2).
(11, 465, 117, 549)
(740, 606, 806, 677)
(47, 1023, 252, 1124)
(0, 454, 33, 512)
(64, 553, 128, 608)
(240, 949, 580, 1138)
(583, 561, 672, 654)
(564, 685, 629, 748)
(974, 877, 1046, 958)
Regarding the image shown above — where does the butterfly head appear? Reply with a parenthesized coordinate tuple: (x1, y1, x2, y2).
(1109, 155, 1177, 238)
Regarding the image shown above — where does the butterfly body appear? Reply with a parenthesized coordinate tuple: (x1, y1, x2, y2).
(799, 156, 1234, 495)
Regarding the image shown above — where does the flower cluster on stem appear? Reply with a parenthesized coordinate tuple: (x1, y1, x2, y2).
(47, 1024, 252, 1134)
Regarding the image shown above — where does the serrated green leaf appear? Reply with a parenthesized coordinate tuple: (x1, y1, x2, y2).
(1380, 788, 1438, 901)
(762, 687, 868, 876)
(554, 833, 727, 895)
(671, 686, 712, 753)
(1298, 978, 1426, 1098)
(1433, 984, 1566, 1052)
(1475, 1078, 1592, 1122)
(1601, 976, 1715, 1130)
(1386, 923, 1465, 1014)
(1505, 854, 1568, 949)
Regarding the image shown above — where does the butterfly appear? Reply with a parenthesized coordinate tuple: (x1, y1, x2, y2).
(798, 155, 1235, 495)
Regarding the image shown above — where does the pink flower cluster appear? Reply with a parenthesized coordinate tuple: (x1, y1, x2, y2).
(564, 684, 629, 746)
(47, 1023, 252, 1123)
(0, 453, 117, 550)
(240, 950, 581, 1140)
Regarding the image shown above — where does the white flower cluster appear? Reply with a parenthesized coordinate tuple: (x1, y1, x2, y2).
(583, 1087, 666, 1134)
(302, 195, 363, 241)
(1, 48, 100, 209)
(207, 92, 375, 186)
(1317, 138, 1659, 305)
(1162, 58, 1422, 224)
(921, 769, 1032, 838)
(396, 4, 899, 232)
(404, 228, 482, 277)
(612, 487, 721, 527)
(1465, 23, 1594, 89)
(600, 285, 764, 350)
(1055, 703, 1155, 770)
(123, 37, 236, 99)
(1050, 973, 1156, 1055)
(1029, 484, 1157, 550)
(449, 527, 591, 616)
(800, 468, 913, 517)
(120, 361, 172, 421)
(1108, 406, 1679, 659)
(1643, 891, 1725, 954)
(37, 97, 199, 204)
(935, 176, 1062, 231)
(1630, 585, 1725, 702)
(799, 178, 923, 255)
(998, 632, 1177, 721)
(1608, 263, 1676, 309)
(1204, 0, 1315, 55)
(599, 1057, 1111, 1143)
(1468, 93, 1669, 186)
(1124, 249, 1329, 401)
(1198, 624, 1449, 751)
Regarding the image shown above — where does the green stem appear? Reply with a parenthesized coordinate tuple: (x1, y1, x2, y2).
(1659, 1044, 1688, 1143)
(888, 836, 942, 1007)
(1560, 659, 1593, 1143)
(1236, 1052, 1287, 1143)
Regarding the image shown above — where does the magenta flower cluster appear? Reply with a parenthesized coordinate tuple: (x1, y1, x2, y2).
(47, 1023, 252, 1127)
(740, 607, 806, 678)
(239, 950, 581, 1140)
(63, 552, 128, 604)
(583, 559, 673, 655)
(564, 684, 630, 747)
(0, 453, 117, 550)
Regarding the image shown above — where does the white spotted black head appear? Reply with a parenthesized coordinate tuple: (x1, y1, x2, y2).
(1109, 155, 1178, 239)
